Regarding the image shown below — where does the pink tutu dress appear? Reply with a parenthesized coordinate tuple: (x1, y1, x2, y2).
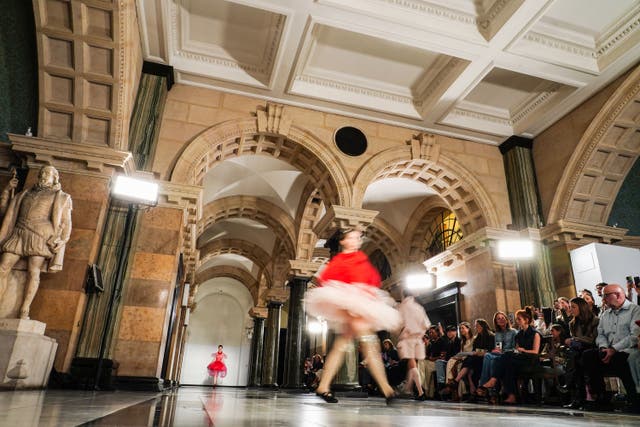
(207, 351, 227, 377)
(305, 251, 401, 332)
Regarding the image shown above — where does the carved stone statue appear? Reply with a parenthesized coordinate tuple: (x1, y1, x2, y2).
(0, 166, 72, 319)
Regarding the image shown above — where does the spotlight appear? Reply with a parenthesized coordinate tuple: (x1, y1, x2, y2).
(496, 239, 535, 260)
(111, 175, 159, 206)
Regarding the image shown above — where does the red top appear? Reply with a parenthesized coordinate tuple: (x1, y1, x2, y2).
(318, 251, 381, 288)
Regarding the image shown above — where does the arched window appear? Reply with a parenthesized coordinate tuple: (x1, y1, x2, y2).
(426, 210, 463, 258)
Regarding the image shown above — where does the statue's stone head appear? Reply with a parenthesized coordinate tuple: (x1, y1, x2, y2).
(38, 166, 59, 189)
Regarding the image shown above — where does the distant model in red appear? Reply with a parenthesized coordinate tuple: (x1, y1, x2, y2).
(207, 345, 227, 386)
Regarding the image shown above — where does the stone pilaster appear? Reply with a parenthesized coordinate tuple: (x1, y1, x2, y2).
(500, 136, 555, 307)
(261, 300, 283, 387)
(282, 276, 308, 389)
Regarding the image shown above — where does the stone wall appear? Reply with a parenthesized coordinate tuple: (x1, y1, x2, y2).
(113, 206, 183, 377)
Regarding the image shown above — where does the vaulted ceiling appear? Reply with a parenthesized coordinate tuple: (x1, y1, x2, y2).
(138, 0, 640, 145)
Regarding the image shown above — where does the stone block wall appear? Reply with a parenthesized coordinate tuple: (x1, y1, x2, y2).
(113, 206, 183, 377)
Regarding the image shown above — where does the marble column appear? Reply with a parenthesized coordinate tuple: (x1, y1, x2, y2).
(261, 301, 282, 388)
(500, 136, 555, 308)
(329, 333, 360, 391)
(282, 277, 308, 388)
(248, 316, 265, 387)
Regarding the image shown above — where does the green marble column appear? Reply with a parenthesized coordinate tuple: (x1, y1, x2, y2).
(325, 331, 360, 391)
(282, 277, 308, 388)
(261, 301, 282, 387)
(75, 63, 171, 359)
(500, 136, 555, 308)
(248, 316, 265, 387)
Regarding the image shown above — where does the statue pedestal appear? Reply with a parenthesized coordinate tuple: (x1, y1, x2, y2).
(0, 319, 57, 390)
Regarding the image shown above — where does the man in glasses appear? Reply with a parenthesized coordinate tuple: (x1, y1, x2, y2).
(581, 284, 640, 413)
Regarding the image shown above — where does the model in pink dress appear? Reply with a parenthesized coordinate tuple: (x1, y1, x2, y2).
(305, 228, 401, 404)
(207, 345, 227, 386)
(397, 291, 430, 400)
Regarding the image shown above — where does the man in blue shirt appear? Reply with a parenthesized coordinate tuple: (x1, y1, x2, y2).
(582, 284, 640, 412)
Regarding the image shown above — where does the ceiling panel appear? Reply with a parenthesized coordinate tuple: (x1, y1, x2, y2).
(138, 0, 640, 144)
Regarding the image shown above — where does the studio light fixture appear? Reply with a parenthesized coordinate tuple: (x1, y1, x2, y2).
(496, 239, 535, 260)
(111, 175, 159, 206)
(405, 273, 435, 290)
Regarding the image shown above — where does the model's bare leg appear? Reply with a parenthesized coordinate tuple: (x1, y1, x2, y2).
(405, 358, 424, 397)
(0, 252, 20, 303)
(316, 335, 350, 394)
(20, 256, 45, 319)
(359, 333, 394, 398)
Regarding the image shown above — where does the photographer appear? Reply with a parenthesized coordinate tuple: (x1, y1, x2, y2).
(581, 284, 640, 412)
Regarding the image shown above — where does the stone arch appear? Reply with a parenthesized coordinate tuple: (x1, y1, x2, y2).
(197, 238, 273, 287)
(405, 196, 452, 264)
(353, 147, 501, 236)
(199, 195, 297, 259)
(365, 218, 406, 271)
(194, 265, 260, 306)
(548, 65, 640, 225)
(170, 116, 351, 207)
(293, 183, 324, 261)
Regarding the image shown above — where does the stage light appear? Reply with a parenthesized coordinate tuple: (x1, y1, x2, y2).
(111, 175, 159, 205)
(497, 239, 535, 260)
(406, 273, 435, 290)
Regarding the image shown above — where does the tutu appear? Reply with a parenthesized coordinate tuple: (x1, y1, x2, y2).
(207, 360, 227, 377)
(305, 280, 402, 332)
(207, 351, 227, 377)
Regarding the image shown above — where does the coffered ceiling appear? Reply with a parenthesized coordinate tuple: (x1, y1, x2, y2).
(138, 0, 640, 145)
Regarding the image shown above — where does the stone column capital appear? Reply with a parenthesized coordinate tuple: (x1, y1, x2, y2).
(313, 205, 378, 239)
(265, 288, 289, 305)
(249, 307, 268, 319)
(289, 259, 323, 279)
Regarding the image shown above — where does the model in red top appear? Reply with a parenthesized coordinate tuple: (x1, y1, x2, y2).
(305, 228, 401, 404)
(206, 345, 227, 386)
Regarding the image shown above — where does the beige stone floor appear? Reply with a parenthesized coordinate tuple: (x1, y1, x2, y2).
(0, 386, 638, 426)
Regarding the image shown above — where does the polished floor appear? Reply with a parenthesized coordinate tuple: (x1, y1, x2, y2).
(0, 387, 638, 426)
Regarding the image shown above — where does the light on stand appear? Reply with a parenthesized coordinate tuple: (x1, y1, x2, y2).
(496, 239, 535, 260)
(405, 273, 435, 290)
(111, 175, 159, 206)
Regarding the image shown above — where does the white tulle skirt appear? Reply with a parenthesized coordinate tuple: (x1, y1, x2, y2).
(305, 281, 402, 333)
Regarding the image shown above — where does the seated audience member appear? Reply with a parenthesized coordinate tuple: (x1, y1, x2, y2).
(462, 319, 495, 395)
(580, 289, 600, 316)
(358, 344, 375, 393)
(419, 326, 444, 398)
(533, 306, 550, 336)
(555, 297, 573, 337)
(595, 282, 608, 311)
(435, 325, 461, 389)
(441, 321, 475, 399)
(629, 319, 640, 397)
(381, 339, 402, 387)
(582, 284, 640, 412)
(476, 312, 516, 395)
(304, 357, 314, 387)
(562, 297, 599, 409)
(482, 306, 541, 404)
